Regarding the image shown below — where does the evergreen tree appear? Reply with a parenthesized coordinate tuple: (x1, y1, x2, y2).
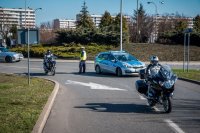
(10, 25, 17, 39)
(132, 4, 153, 42)
(99, 11, 113, 31)
(113, 13, 128, 32)
(112, 13, 129, 43)
(175, 20, 188, 33)
(76, 1, 95, 29)
(193, 15, 200, 33)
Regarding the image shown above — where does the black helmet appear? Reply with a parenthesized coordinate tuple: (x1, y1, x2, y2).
(150, 55, 159, 65)
(47, 50, 51, 54)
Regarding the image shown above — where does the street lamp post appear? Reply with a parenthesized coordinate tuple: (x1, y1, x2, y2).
(25, 0, 42, 85)
(120, 0, 123, 51)
(147, 1, 157, 43)
(136, 0, 139, 43)
(147, 1, 164, 43)
(27, 7, 42, 85)
(24, 0, 31, 85)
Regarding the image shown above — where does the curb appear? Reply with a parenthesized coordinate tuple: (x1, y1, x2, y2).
(32, 79, 60, 133)
(178, 77, 200, 85)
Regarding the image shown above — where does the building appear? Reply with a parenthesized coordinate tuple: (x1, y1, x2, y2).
(90, 14, 103, 27)
(0, 7, 36, 29)
(148, 15, 194, 43)
(76, 14, 131, 28)
(53, 19, 76, 29)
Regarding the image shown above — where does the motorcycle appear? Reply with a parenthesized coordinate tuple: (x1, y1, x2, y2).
(43, 55, 56, 75)
(135, 65, 177, 113)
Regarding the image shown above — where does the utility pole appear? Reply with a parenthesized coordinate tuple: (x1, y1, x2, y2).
(136, 0, 139, 43)
(120, 0, 123, 51)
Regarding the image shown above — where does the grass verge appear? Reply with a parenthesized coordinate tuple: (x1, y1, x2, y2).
(173, 69, 200, 81)
(0, 73, 54, 133)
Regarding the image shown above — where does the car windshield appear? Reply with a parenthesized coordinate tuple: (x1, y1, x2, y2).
(0, 48, 9, 52)
(113, 53, 138, 62)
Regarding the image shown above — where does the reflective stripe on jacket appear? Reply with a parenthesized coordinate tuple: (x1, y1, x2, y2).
(80, 51, 87, 61)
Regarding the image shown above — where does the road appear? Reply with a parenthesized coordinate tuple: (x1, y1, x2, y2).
(0, 60, 200, 133)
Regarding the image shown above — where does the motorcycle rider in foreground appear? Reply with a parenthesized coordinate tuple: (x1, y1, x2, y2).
(136, 55, 177, 113)
(146, 56, 162, 99)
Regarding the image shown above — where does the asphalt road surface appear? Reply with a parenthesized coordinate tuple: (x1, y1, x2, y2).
(0, 60, 200, 133)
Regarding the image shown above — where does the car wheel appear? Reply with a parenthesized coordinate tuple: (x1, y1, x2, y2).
(95, 65, 101, 74)
(5, 56, 12, 63)
(116, 67, 122, 77)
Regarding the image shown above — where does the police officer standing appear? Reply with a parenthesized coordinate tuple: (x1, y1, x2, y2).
(79, 46, 87, 73)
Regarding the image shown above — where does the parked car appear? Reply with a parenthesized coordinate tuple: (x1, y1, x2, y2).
(94, 51, 146, 76)
(0, 47, 24, 63)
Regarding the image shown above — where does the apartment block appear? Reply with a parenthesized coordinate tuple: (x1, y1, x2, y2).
(76, 14, 131, 28)
(0, 7, 36, 29)
(53, 19, 76, 29)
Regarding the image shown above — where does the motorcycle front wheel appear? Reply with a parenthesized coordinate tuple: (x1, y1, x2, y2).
(51, 66, 56, 76)
(162, 97, 172, 113)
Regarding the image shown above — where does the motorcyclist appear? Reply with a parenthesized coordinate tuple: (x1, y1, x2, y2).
(146, 55, 162, 98)
(43, 50, 54, 69)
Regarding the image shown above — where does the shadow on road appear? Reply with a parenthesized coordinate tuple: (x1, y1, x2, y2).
(74, 103, 164, 114)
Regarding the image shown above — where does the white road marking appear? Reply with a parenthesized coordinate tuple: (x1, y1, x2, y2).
(164, 119, 185, 133)
(65, 80, 127, 91)
(139, 95, 146, 100)
(152, 106, 160, 111)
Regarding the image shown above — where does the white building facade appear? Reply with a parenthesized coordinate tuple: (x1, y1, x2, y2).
(76, 14, 131, 28)
(0, 7, 36, 29)
(53, 19, 76, 29)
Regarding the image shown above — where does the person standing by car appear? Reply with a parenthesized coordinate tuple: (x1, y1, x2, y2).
(79, 46, 87, 73)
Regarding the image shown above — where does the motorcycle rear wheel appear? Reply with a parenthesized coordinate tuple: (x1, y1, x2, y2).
(163, 97, 172, 113)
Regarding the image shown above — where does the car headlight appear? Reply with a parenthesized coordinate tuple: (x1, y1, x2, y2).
(13, 54, 19, 58)
(123, 63, 132, 68)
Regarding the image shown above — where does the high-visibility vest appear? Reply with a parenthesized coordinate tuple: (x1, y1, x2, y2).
(80, 51, 87, 60)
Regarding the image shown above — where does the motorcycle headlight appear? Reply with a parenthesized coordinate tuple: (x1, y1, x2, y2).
(163, 81, 173, 89)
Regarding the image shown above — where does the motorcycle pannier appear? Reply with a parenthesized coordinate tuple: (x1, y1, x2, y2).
(139, 69, 145, 79)
(135, 80, 148, 94)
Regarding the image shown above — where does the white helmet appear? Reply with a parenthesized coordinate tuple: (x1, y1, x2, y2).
(150, 55, 159, 65)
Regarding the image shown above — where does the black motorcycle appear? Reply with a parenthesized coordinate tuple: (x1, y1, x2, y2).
(135, 65, 177, 113)
(43, 55, 56, 75)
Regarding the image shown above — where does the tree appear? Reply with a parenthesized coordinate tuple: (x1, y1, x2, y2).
(40, 21, 53, 30)
(193, 15, 200, 33)
(132, 3, 153, 43)
(9, 25, 17, 40)
(99, 11, 113, 31)
(174, 19, 188, 33)
(113, 13, 128, 32)
(76, 1, 95, 29)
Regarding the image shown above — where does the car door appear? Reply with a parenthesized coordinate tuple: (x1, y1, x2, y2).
(106, 54, 117, 74)
(0, 50, 4, 61)
(98, 54, 109, 72)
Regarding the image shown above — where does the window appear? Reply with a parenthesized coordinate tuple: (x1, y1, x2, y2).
(108, 54, 115, 61)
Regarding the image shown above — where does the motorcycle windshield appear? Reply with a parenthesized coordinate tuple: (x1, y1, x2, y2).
(159, 65, 173, 80)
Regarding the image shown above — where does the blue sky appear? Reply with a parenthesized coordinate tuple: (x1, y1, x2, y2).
(0, 0, 200, 26)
